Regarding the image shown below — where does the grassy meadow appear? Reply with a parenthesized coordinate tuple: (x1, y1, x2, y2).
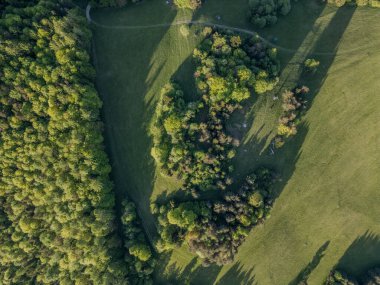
(91, 1, 380, 284)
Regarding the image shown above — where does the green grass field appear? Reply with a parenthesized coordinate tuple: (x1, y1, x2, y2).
(91, 1, 380, 284)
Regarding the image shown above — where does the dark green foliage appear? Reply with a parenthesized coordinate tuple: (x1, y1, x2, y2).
(0, 0, 149, 284)
(248, 0, 292, 28)
(364, 268, 380, 285)
(154, 168, 275, 265)
(274, 86, 309, 148)
(151, 30, 279, 193)
(121, 198, 155, 284)
(325, 270, 358, 285)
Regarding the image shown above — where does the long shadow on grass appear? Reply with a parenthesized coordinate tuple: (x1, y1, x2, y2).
(154, 256, 222, 285)
(334, 231, 380, 281)
(91, 4, 177, 241)
(216, 263, 256, 285)
(289, 241, 330, 285)
(236, 5, 356, 201)
(216, 6, 356, 285)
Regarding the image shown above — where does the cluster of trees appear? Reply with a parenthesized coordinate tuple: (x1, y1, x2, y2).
(90, 0, 141, 8)
(0, 1, 150, 284)
(274, 87, 309, 148)
(325, 268, 380, 285)
(152, 168, 275, 265)
(326, 0, 380, 7)
(248, 0, 292, 28)
(173, 0, 202, 10)
(151, 29, 279, 195)
(121, 199, 155, 284)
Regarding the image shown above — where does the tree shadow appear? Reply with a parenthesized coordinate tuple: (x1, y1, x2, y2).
(215, 263, 256, 285)
(91, 3, 177, 241)
(235, 5, 356, 203)
(154, 256, 222, 285)
(335, 231, 380, 281)
(289, 241, 330, 285)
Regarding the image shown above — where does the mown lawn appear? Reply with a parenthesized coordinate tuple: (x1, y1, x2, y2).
(91, 1, 380, 284)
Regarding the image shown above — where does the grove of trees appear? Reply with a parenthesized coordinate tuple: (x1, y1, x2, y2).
(150, 29, 280, 265)
(0, 0, 152, 284)
(153, 168, 276, 265)
(151, 29, 279, 195)
(121, 198, 156, 284)
(248, 0, 292, 28)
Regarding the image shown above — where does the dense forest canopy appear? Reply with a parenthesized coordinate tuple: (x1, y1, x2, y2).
(0, 0, 153, 284)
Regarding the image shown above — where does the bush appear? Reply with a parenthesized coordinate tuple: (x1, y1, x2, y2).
(248, 0, 292, 28)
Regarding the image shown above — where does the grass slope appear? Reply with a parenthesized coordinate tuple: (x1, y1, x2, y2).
(91, 1, 380, 284)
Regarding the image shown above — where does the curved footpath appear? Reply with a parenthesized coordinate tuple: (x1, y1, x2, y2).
(86, 4, 377, 57)
(86, 4, 341, 56)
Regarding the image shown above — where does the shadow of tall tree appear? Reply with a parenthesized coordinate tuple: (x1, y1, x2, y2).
(91, 2, 177, 241)
(216, 262, 256, 285)
(335, 231, 380, 281)
(289, 241, 330, 285)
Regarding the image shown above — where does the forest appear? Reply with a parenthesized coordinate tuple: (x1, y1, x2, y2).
(0, 0, 379, 284)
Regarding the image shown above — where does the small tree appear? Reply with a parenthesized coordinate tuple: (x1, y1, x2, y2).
(304, 58, 320, 73)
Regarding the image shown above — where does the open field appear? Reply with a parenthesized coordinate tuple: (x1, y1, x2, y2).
(91, 1, 380, 284)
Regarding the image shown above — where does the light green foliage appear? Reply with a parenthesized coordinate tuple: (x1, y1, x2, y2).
(92, 1, 380, 284)
(173, 0, 202, 10)
(129, 244, 152, 262)
(248, 192, 264, 207)
(155, 169, 274, 265)
(0, 1, 134, 284)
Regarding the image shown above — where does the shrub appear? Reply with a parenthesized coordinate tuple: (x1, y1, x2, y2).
(304, 58, 320, 72)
